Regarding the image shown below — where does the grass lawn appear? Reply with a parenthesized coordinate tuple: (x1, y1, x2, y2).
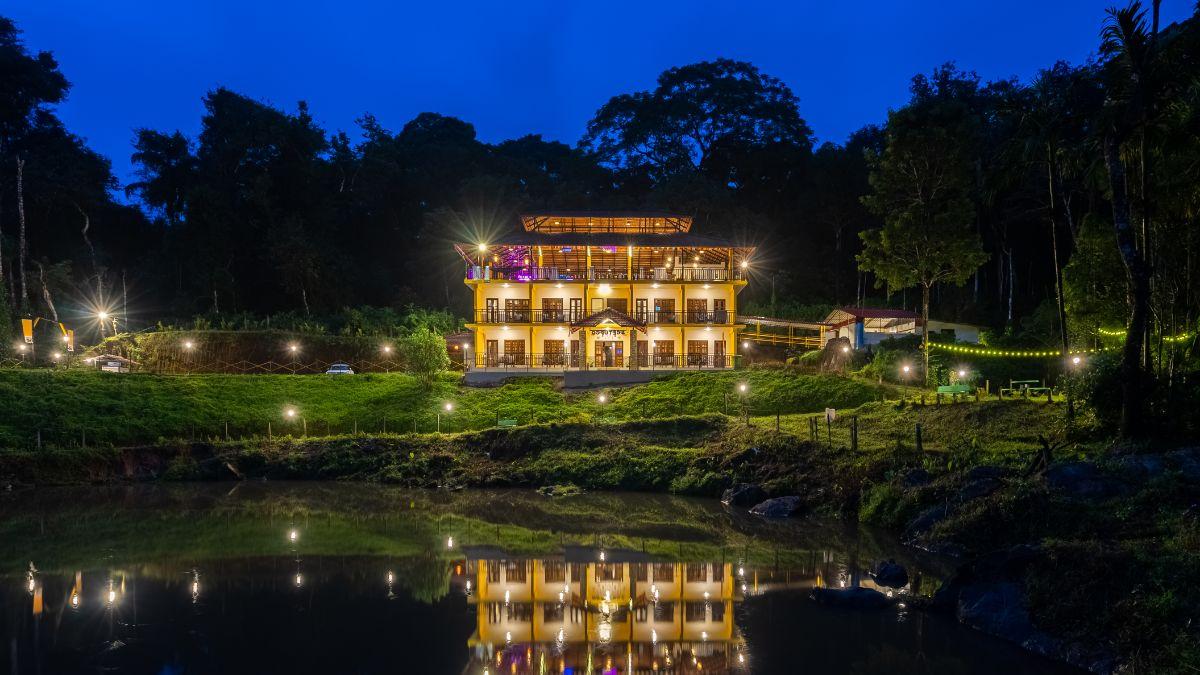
(0, 367, 891, 449)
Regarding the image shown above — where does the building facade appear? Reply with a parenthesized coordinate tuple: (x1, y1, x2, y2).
(457, 212, 752, 378)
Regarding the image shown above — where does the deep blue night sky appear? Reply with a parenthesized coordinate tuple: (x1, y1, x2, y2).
(10, 1, 1195, 183)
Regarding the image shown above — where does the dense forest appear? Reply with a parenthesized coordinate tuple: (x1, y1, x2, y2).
(0, 5, 1197, 435)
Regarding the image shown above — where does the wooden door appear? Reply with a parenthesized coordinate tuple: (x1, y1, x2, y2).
(542, 298, 563, 322)
(485, 298, 499, 323)
(569, 298, 583, 322)
(687, 340, 708, 366)
(636, 340, 649, 367)
(607, 298, 627, 314)
(543, 339, 564, 366)
(713, 299, 727, 323)
(654, 298, 675, 323)
(653, 340, 674, 366)
(635, 298, 648, 322)
(503, 339, 525, 365)
(713, 340, 726, 367)
(505, 299, 530, 323)
(485, 339, 499, 366)
(687, 299, 707, 323)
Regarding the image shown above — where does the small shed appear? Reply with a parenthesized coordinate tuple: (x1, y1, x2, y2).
(87, 353, 139, 373)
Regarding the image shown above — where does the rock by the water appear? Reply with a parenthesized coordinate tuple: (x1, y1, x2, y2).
(958, 476, 1001, 502)
(721, 483, 766, 507)
(872, 560, 909, 588)
(1043, 462, 1129, 500)
(811, 586, 892, 609)
(903, 503, 948, 540)
(749, 496, 802, 518)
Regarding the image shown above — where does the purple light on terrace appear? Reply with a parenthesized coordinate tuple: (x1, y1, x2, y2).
(602, 246, 616, 253)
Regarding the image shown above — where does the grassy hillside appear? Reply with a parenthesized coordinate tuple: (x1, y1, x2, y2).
(0, 367, 890, 449)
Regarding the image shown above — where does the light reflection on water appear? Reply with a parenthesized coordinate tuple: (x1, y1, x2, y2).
(0, 484, 1075, 674)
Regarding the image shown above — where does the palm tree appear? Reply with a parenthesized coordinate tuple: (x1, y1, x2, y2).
(1098, 0, 1161, 438)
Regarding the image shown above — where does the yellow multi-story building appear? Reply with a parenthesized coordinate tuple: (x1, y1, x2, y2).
(456, 212, 752, 384)
(460, 552, 746, 674)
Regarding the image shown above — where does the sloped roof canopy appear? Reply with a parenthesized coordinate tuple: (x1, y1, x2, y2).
(570, 307, 647, 334)
(824, 307, 922, 329)
(521, 212, 691, 234)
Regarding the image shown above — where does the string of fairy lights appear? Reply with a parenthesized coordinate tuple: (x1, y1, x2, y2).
(926, 343, 1103, 359)
(1097, 327, 1194, 343)
(923, 325, 1194, 360)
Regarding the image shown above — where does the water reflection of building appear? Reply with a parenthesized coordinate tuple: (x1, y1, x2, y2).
(458, 546, 746, 674)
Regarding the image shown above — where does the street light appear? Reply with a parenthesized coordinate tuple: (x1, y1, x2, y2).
(738, 383, 748, 394)
(438, 402, 454, 433)
(900, 364, 912, 400)
(841, 345, 850, 353)
(184, 341, 194, 350)
(1071, 355, 1082, 366)
(597, 393, 607, 404)
(284, 407, 306, 436)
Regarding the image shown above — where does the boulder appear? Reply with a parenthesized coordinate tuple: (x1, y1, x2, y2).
(903, 503, 948, 540)
(958, 476, 1001, 502)
(1043, 461, 1130, 500)
(901, 468, 931, 488)
(965, 465, 1008, 482)
(811, 586, 892, 609)
(956, 581, 1035, 642)
(872, 560, 909, 588)
(721, 483, 766, 507)
(749, 496, 803, 518)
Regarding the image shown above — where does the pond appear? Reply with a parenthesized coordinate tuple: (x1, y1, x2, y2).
(0, 483, 1076, 674)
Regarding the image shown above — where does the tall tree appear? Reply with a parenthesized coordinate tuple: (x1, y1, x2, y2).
(860, 101, 989, 382)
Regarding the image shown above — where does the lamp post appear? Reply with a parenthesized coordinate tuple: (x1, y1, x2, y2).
(285, 407, 306, 436)
(438, 402, 453, 433)
(901, 364, 911, 401)
(737, 383, 750, 425)
(382, 344, 393, 373)
(183, 340, 195, 375)
(288, 343, 299, 374)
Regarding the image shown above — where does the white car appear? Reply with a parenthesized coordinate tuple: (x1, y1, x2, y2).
(325, 362, 355, 375)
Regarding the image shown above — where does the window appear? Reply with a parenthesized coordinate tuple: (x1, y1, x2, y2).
(686, 299, 708, 323)
(711, 563, 724, 582)
(505, 560, 527, 583)
(711, 601, 726, 622)
(596, 563, 623, 581)
(635, 298, 648, 322)
(485, 340, 499, 367)
(506, 603, 532, 621)
(686, 563, 707, 582)
(713, 298, 727, 323)
(543, 604, 564, 623)
(685, 601, 707, 622)
(569, 298, 583, 322)
(652, 563, 675, 583)
(687, 340, 709, 366)
(542, 298, 564, 322)
(544, 560, 566, 583)
(653, 601, 675, 622)
(487, 561, 501, 583)
(632, 563, 648, 582)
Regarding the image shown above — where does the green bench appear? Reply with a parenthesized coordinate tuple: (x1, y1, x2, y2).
(497, 419, 518, 428)
(936, 384, 973, 402)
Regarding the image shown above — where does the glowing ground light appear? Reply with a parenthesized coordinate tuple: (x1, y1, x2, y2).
(902, 365, 910, 373)
(598, 393, 607, 403)
(184, 341, 194, 349)
(294, 573, 303, 587)
(738, 383, 747, 393)
(958, 369, 966, 377)
(70, 592, 79, 608)
(841, 346, 850, 353)
(1072, 356, 1082, 365)
(97, 311, 108, 320)
(446, 535, 454, 548)
(289, 529, 298, 542)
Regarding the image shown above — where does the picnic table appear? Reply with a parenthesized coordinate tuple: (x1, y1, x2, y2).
(1000, 379, 1052, 398)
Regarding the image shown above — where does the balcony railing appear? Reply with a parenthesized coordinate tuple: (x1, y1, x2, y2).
(474, 309, 589, 324)
(474, 310, 733, 325)
(466, 265, 745, 283)
(471, 353, 737, 370)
